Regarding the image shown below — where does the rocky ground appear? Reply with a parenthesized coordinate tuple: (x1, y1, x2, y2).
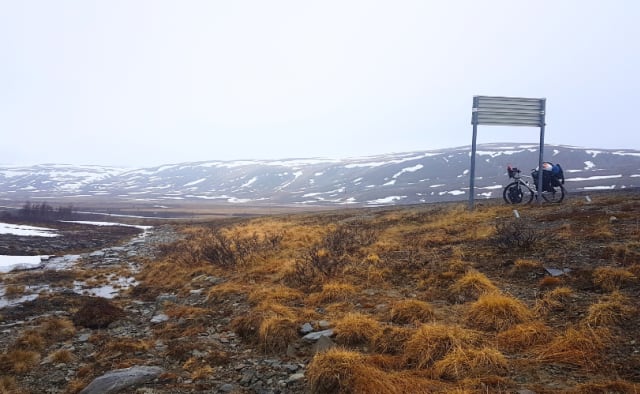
(0, 224, 314, 393)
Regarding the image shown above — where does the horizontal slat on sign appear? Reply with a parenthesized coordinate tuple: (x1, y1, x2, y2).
(477, 120, 543, 127)
(476, 96, 543, 105)
(475, 104, 543, 113)
(475, 118, 543, 126)
(476, 113, 542, 121)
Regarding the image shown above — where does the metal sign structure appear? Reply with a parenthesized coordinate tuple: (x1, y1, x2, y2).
(469, 96, 546, 209)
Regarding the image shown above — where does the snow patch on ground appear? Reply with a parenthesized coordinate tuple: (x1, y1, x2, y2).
(0, 222, 59, 237)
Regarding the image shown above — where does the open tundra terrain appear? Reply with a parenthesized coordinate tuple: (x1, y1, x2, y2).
(0, 190, 639, 393)
(1, 144, 639, 208)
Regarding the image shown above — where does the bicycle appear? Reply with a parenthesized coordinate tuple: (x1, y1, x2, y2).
(502, 165, 566, 204)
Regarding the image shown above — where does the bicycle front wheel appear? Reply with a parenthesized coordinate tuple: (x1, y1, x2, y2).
(503, 182, 534, 204)
(541, 184, 566, 203)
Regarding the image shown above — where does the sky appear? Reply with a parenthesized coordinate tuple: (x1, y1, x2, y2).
(1, 1, 639, 167)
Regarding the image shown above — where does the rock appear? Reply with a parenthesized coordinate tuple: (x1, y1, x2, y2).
(287, 373, 305, 383)
(79, 365, 164, 394)
(302, 329, 334, 341)
(286, 344, 297, 358)
(544, 267, 571, 277)
(300, 322, 314, 334)
(517, 390, 537, 394)
(313, 335, 336, 353)
(317, 320, 331, 329)
(610, 216, 618, 223)
(219, 383, 235, 392)
(155, 294, 177, 310)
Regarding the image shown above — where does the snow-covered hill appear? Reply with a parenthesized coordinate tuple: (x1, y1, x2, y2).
(1, 144, 639, 206)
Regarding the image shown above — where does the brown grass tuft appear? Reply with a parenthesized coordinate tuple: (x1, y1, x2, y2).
(584, 291, 635, 327)
(509, 258, 543, 277)
(449, 271, 499, 303)
(11, 330, 45, 351)
(40, 317, 76, 341)
(258, 316, 298, 353)
(403, 323, 479, 369)
(308, 282, 358, 305)
(538, 276, 563, 289)
(0, 376, 19, 393)
(534, 286, 574, 316)
(49, 349, 75, 364)
(432, 346, 509, 380)
(496, 322, 552, 352)
(592, 267, 637, 291)
(372, 326, 414, 355)
(307, 348, 437, 394)
(465, 293, 533, 332)
(389, 299, 435, 325)
(535, 326, 612, 369)
(333, 313, 383, 346)
(72, 297, 125, 329)
(0, 350, 41, 373)
(3, 284, 25, 299)
(248, 285, 304, 305)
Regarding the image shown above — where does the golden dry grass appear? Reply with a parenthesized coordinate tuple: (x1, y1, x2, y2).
(592, 267, 637, 291)
(307, 348, 439, 394)
(534, 286, 574, 316)
(372, 326, 414, 355)
(3, 284, 25, 299)
(583, 291, 635, 327)
(496, 322, 552, 352)
(432, 346, 509, 380)
(0, 350, 40, 374)
(333, 312, 383, 346)
(449, 271, 499, 303)
(308, 282, 358, 305)
(569, 379, 640, 393)
(49, 349, 75, 364)
(247, 285, 304, 305)
(403, 323, 479, 369)
(11, 330, 45, 351)
(0, 376, 19, 394)
(465, 292, 533, 332)
(534, 326, 613, 369)
(509, 258, 543, 277)
(389, 299, 435, 325)
(258, 316, 298, 353)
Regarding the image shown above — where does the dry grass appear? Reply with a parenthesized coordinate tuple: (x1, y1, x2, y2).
(432, 346, 509, 380)
(247, 285, 304, 305)
(49, 349, 75, 363)
(0, 350, 40, 373)
(333, 312, 383, 346)
(258, 316, 298, 353)
(3, 284, 25, 299)
(40, 317, 76, 341)
(496, 322, 552, 352)
(534, 326, 613, 369)
(509, 258, 543, 277)
(592, 267, 637, 291)
(308, 282, 358, 305)
(389, 299, 435, 325)
(534, 286, 574, 316)
(372, 326, 414, 355)
(0, 376, 19, 393)
(465, 293, 533, 332)
(11, 330, 45, 351)
(538, 276, 563, 289)
(449, 271, 499, 303)
(307, 348, 438, 394)
(583, 291, 635, 327)
(403, 323, 479, 369)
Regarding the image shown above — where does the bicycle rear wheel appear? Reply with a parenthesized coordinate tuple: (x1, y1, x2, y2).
(541, 184, 566, 203)
(503, 182, 534, 204)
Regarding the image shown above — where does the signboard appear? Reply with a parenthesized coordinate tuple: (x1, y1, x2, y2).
(469, 96, 546, 209)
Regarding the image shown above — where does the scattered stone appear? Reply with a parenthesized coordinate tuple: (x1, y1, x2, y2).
(610, 216, 618, 223)
(302, 329, 334, 341)
(317, 320, 330, 329)
(517, 390, 537, 394)
(300, 322, 314, 334)
(544, 267, 571, 277)
(150, 313, 169, 324)
(287, 373, 305, 384)
(313, 335, 336, 353)
(155, 294, 177, 310)
(219, 383, 235, 392)
(79, 365, 164, 394)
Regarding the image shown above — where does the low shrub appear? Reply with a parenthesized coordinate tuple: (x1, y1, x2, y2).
(72, 297, 125, 329)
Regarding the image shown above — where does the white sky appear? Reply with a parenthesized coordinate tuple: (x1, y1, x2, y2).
(1, 1, 639, 167)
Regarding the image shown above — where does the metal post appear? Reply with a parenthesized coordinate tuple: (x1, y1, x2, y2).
(536, 99, 546, 203)
(469, 122, 478, 210)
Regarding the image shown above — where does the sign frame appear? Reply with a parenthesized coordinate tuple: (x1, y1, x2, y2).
(469, 95, 547, 209)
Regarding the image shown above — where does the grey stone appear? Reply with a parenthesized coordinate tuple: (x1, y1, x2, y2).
(302, 329, 334, 341)
(300, 322, 314, 334)
(317, 320, 331, 329)
(287, 373, 305, 383)
(312, 335, 336, 353)
(79, 365, 164, 394)
(219, 383, 235, 392)
(544, 267, 571, 277)
(150, 313, 169, 324)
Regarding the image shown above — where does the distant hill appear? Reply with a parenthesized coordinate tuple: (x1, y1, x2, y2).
(1, 143, 638, 206)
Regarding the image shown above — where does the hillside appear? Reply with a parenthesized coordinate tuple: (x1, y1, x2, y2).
(1, 143, 639, 208)
(0, 191, 639, 393)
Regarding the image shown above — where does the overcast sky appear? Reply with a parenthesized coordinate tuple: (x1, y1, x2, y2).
(1, 1, 639, 167)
